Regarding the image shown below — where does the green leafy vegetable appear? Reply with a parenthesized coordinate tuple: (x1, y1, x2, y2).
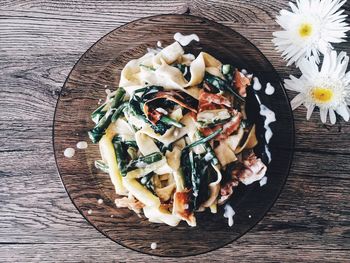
(139, 64, 155, 71)
(113, 140, 127, 177)
(111, 102, 128, 122)
(126, 152, 163, 171)
(94, 160, 109, 173)
(160, 115, 184, 128)
(196, 130, 219, 165)
(189, 151, 199, 204)
(140, 172, 156, 195)
(221, 64, 234, 83)
(88, 110, 114, 143)
(112, 136, 138, 148)
(91, 102, 108, 124)
(88, 88, 126, 143)
(128, 94, 170, 135)
(184, 128, 223, 150)
(204, 71, 244, 102)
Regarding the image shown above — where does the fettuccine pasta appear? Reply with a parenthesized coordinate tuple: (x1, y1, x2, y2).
(88, 39, 267, 227)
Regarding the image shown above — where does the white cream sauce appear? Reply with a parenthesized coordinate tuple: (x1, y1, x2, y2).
(150, 242, 157, 250)
(259, 176, 267, 186)
(260, 104, 276, 144)
(156, 107, 168, 115)
(87, 209, 92, 215)
(265, 82, 275, 95)
(253, 77, 262, 91)
(265, 145, 272, 163)
(76, 141, 88, 149)
(97, 199, 104, 204)
(224, 204, 235, 227)
(174, 32, 199, 46)
(64, 148, 75, 158)
(204, 152, 213, 162)
(254, 77, 276, 164)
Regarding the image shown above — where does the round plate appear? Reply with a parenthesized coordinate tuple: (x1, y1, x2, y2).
(53, 14, 294, 257)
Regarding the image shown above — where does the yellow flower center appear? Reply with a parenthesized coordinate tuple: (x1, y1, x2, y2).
(311, 87, 334, 103)
(298, 23, 313, 38)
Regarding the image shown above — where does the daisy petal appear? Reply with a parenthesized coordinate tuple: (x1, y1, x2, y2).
(290, 93, 305, 110)
(335, 104, 350, 121)
(329, 109, 336, 124)
(320, 108, 328, 123)
(306, 104, 315, 120)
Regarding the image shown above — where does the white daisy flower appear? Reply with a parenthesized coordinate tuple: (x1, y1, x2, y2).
(285, 50, 350, 124)
(273, 0, 350, 66)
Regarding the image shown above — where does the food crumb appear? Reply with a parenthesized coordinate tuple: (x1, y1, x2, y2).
(150, 242, 157, 250)
(248, 215, 252, 218)
(110, 215, 114, 218)
(87, 209, 92, 215)
(97, 199, 104, 205)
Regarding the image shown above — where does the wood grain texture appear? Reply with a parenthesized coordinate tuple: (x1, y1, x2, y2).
(0, 0, 349, 262)
(52, 14, 294, 257)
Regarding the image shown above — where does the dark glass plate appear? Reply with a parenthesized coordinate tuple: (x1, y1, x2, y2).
(53, 14, 294, 257)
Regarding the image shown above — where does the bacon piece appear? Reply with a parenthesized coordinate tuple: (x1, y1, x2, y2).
(219, 112, 242, 139)
(203, 81, 218, 93)
(218, 178, 239, 205)
(143, 104, 163, 124)
(198, 90, 232, 112)
(173, 189, 196, 227)
(218, 152, 267, 203)
(234, 69, 251, 97)
(239, 152, 267, 185)
(143, 90, 198, 125)
(144, 90, 198, 113)
(115, 196, 145, 214)
(199, 111, 242, 140)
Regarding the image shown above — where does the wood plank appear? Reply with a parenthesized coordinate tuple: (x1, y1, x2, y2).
(0, 243, 349, 263)
(1, 0, 350, 260)
(1, 153, 349, 249)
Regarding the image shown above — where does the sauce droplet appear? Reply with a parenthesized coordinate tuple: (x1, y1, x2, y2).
(259, 176, 268, 187)
(253, 77, 262, 91)
(87, 209, 92, 215)
(265, 82, 275, 95)
(97, 199, 104, 204)
(64, 148, 75, 158)
(260, 104, 276, 144)
(150, 242, 157, 250)
(223, 204, 235, 227)
(174, 32, 199, 46)
(76, 141, 88, 149)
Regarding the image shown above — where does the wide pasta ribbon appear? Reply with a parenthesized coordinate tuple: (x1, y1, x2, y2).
(119, 42, 224, 99)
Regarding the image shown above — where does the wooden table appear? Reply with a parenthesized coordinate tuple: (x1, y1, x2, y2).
(1, 1, 349, 262)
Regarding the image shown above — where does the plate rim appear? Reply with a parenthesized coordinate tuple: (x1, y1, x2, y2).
(52, 13, 295, 257)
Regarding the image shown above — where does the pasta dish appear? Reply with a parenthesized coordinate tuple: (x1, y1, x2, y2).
(88, 40, 267, 227)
